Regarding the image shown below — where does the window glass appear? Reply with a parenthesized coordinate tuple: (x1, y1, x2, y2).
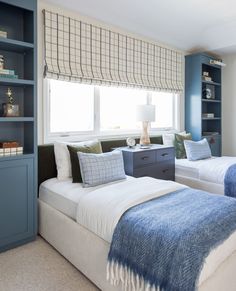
(151, 92, 174, 128)
(99, 86, 147, 131)
(49, 80, 94, 133)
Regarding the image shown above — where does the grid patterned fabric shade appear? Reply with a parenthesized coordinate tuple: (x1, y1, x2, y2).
(43, 10, 183, 92)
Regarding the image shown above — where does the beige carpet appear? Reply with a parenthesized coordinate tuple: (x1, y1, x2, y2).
(0, 236, 99, 291)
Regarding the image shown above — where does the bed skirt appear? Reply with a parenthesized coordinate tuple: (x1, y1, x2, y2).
(38, 199, 236, 291)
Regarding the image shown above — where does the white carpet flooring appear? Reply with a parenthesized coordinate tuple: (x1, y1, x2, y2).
(0, 236, 99, 291)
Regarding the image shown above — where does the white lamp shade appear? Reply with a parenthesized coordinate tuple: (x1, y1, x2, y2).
(136, 104, 155, 122)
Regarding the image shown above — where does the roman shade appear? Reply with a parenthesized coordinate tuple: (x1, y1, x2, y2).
(43, 10, 183, 92)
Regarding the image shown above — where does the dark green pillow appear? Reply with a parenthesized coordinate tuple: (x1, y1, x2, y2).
(174, 133, 192, 159)
(67, 140, 102, 183)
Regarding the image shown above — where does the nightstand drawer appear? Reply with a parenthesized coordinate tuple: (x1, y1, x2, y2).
(155, 161, 175, 180)
(133, 160, 175, 180)
(134, 151, 156, 167)
(156, 148, 174, 162)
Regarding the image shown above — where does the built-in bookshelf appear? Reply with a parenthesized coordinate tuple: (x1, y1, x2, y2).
(0, 0, 37, 252)
(185, 53, 222, 156)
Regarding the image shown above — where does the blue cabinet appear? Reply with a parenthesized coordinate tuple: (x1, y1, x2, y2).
(185, 53, 222, 156)
(0, 0, 37, 252)
(0, 157, 36, 251)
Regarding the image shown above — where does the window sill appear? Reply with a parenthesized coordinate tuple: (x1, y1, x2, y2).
(43, 128, 178, 144)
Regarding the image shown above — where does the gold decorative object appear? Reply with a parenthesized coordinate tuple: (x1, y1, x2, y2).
(2, 87, 20, 117)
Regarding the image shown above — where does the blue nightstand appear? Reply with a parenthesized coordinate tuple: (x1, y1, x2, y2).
(114, 144, 175, 181)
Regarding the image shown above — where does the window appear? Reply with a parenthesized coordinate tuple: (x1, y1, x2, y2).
(45, 79, 179, 142)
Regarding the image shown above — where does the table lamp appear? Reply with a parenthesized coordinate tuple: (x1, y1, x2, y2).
(136, 104, 155, 146)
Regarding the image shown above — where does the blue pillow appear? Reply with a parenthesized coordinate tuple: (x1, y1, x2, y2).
(78, 150, 126, 187)
(184, 138, 212, 161)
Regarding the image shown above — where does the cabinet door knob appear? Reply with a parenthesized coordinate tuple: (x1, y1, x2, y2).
(162, 153, 168, 157)
(162, 169, 169, 173)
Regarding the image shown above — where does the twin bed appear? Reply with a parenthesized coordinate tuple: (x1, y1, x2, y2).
(38, 144, 236, 291)
(175, 156, 236, 195)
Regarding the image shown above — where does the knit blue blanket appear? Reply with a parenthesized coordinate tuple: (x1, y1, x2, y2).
(107, 188, 236, 291)
(224, 164, 236, 198)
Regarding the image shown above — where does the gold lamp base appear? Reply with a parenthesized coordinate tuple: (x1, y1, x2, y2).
(139, 121, 151, 146)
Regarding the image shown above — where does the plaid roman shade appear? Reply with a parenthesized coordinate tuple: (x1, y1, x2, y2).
(43, 10, 183, 92)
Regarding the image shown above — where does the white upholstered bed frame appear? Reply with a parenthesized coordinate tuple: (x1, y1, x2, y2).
(39, 199, 236, 291)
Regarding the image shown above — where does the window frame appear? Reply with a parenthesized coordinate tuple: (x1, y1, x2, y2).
(43, 79, 180, 143)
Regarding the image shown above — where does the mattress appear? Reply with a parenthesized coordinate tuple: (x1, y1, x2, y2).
(175, 157, 216, 179)
(39, 176, 134, 220)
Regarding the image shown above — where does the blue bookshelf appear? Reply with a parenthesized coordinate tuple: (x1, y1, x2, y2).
(185, 53, 222, 156)
(0, 0, 37, 252)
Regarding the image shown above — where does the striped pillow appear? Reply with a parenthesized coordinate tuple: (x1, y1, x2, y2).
(184, 139, 212, 161)
(78, 150, 126, 187)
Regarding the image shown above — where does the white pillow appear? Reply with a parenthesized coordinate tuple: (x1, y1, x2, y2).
(162, 131, 186, 146)
(54, 140, 101, 180)
(54, 142, 73, 180)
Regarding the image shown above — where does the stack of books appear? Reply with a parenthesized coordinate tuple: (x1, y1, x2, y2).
(0, 29, 7, 38)
(202, 113, 214, 118)
(0, 68, 18, 79)
(0, 141, 23, 157)
(202, 72, 212, 82)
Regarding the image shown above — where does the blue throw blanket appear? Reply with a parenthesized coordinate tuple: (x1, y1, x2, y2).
(224, 164, 236, 198)
(107, 188, 236, 291)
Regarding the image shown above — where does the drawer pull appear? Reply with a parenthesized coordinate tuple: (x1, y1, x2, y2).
(141, 156, 149, 160)
(161, 153, 169, 157)
(162, 169, 169, 173)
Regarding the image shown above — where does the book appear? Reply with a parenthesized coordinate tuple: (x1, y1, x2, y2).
(0, 69, 15, 75)
(202, 76, 212, 82)
(0, 141, 19, 148)
(0, 146, 23, 157)
(0, 73, 18, 79)
(202, 132, 219, 136)
(202, 113, 214, 118)
(0, 30, 7, 38)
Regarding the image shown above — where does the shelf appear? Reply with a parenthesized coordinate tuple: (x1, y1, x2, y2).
(202, 117, 221, 120)
(0, 77, 34, 86)
(202, 80, 221, 86)
(0, 37, 34, 52)
(0, 117, 34, 122)
(202, 99, 221, 103)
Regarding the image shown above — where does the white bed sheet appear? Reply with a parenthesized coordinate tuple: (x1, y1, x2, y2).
(175, 157, 217, 179)
(39, 176, 134, 220)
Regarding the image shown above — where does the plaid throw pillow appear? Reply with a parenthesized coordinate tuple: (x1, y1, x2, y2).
(78, 150, 126, 187)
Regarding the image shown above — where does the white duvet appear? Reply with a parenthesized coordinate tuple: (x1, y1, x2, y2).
(76, 176, 236, 285)
(176, 156, 236, 184)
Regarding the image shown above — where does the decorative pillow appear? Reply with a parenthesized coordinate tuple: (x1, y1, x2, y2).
(162, 131, 186, 146)
(78, 150, 126, 187)
(67, 140, 102, 183)
(184, 138, 211, 161)
(174, 133, 192, 159)
(54, 141, 73, 180)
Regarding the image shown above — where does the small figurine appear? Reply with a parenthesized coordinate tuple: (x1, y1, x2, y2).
(2, 88, 20, 117)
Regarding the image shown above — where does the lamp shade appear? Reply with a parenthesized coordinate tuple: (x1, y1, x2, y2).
(136, 104, 155, 122)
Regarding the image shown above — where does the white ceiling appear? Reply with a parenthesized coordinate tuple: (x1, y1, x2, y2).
(46, 0, 236, 55)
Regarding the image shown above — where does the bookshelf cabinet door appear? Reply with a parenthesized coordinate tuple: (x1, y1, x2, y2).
(0, 158, 35, 251)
